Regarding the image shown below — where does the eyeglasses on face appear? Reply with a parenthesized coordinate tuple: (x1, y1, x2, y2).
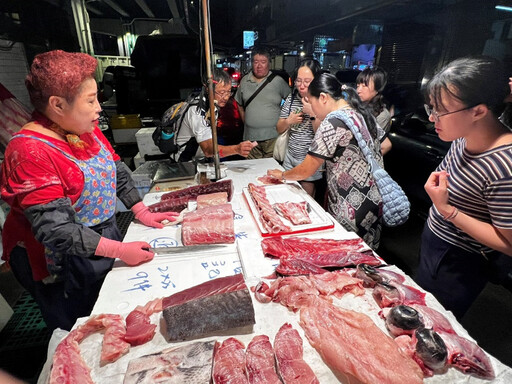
(215, 90, 232, 98)
(424, 104, 476, 122)
(295, 78, 313, 87)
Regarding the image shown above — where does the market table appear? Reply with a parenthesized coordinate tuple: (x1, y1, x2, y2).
(39, 158, 512, 383)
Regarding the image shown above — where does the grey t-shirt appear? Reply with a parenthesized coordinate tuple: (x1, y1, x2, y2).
(235, 71, 290, 141)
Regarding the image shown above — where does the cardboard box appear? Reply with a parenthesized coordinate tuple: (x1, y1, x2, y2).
(135, 127, 164, 157)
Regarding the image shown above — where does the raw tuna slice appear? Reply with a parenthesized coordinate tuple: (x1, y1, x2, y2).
(261, 237, 382, 267)
(213, 338, 249, 384)
(124, 341, 215, 384)
(246, 335, 282, 384)
(273, 201, 311, 225)
(162, 274, 255, 341)
(181, 203, 235, 245)
(274, 323, 319, 384)
(299, 299, 423, 384)
(123, 310, 156, 346)
(196, 191, 228, 209)
(161, 179, 234, 201)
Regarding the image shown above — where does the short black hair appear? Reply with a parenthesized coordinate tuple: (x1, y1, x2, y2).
(251, 46, 271, 61)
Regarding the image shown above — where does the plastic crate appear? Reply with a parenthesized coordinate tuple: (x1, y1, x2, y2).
(0, 292, 50, 351)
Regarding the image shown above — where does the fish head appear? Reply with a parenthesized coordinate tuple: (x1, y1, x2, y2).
(372, 282, 401, 308)
(414, 328, 448, 372)
(355, 263, 382, 287)
(385, 305, 424, 337)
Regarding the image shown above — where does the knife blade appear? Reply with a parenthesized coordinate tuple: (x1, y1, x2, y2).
(148, 244, 228, 254)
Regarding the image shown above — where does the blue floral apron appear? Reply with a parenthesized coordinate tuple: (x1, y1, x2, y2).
(13, 134, 119, 290)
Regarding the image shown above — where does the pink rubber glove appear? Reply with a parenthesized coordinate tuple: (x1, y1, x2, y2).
(95, 237, 154, 266)
(131, 201, 180, 229)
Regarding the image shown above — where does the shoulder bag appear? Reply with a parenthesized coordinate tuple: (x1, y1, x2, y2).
(328, 109, 410, 227)
(243, 73, 276, 109)
(273, 93, 295, 162)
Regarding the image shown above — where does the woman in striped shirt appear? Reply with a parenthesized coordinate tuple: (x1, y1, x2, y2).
(416, 56, 512, 319)
(276, 59, 323, 197)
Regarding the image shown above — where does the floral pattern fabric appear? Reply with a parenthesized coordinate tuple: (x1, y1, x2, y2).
(308, 108, 383, 249)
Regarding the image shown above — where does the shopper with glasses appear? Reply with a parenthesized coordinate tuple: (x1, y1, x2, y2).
(416, 56, 512, 319)
(175, 68, 256, 162)
(275, 59, 323, 197)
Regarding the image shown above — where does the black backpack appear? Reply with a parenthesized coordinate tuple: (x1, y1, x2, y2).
(153, 92, 200, 155)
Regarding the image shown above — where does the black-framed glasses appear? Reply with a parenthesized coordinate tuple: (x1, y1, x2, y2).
(424, 104, 475, 122)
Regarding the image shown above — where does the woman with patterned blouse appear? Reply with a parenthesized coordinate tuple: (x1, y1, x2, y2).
(268, 73, 384, 249)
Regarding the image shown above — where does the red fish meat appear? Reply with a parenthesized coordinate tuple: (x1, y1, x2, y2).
(261, 237, 382, 267)
(275, 258, 329, 276)
(246, 335, 282, 384)
(274, 323, 319, 384)
(299, 299, 424, 384)
(161, 179, 234, 201)
(148, 196, 190, 213)
(162, 274, 255, 341)
(213, 337, 249, 384)
(273, 202, 312, 225)
(181, 203, 235, 245)
(123, 310, 156, 346)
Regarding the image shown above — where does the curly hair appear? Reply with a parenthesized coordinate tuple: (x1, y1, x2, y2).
(25, 50, 98, 111)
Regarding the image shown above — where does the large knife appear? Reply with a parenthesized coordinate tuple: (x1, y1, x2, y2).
(148, 244, 228, 255)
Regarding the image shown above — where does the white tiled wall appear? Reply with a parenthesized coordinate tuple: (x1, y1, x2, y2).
(0, 40, 31, 109)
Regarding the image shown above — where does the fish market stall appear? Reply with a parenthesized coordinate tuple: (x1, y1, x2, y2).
(39, 158, 512, 384)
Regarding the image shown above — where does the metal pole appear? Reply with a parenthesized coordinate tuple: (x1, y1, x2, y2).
(201, 0, 221, 180)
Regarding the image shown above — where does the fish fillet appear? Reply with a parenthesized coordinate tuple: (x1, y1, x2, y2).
(299, 299, 423, 384)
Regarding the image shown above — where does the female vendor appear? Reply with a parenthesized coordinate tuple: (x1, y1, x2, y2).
(268, 73, 384, 249)
(0, 50, 178, 331)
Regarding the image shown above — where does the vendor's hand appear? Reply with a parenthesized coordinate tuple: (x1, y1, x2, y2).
(131, 201, 179, 228)
(267, 169, 283, 180)
(424, 171, 451, 216)
(301, 97, 314, 117)
(287, 111, 304, 126)
(95, 237, 154, 266)
(237, 141, 257, 157)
